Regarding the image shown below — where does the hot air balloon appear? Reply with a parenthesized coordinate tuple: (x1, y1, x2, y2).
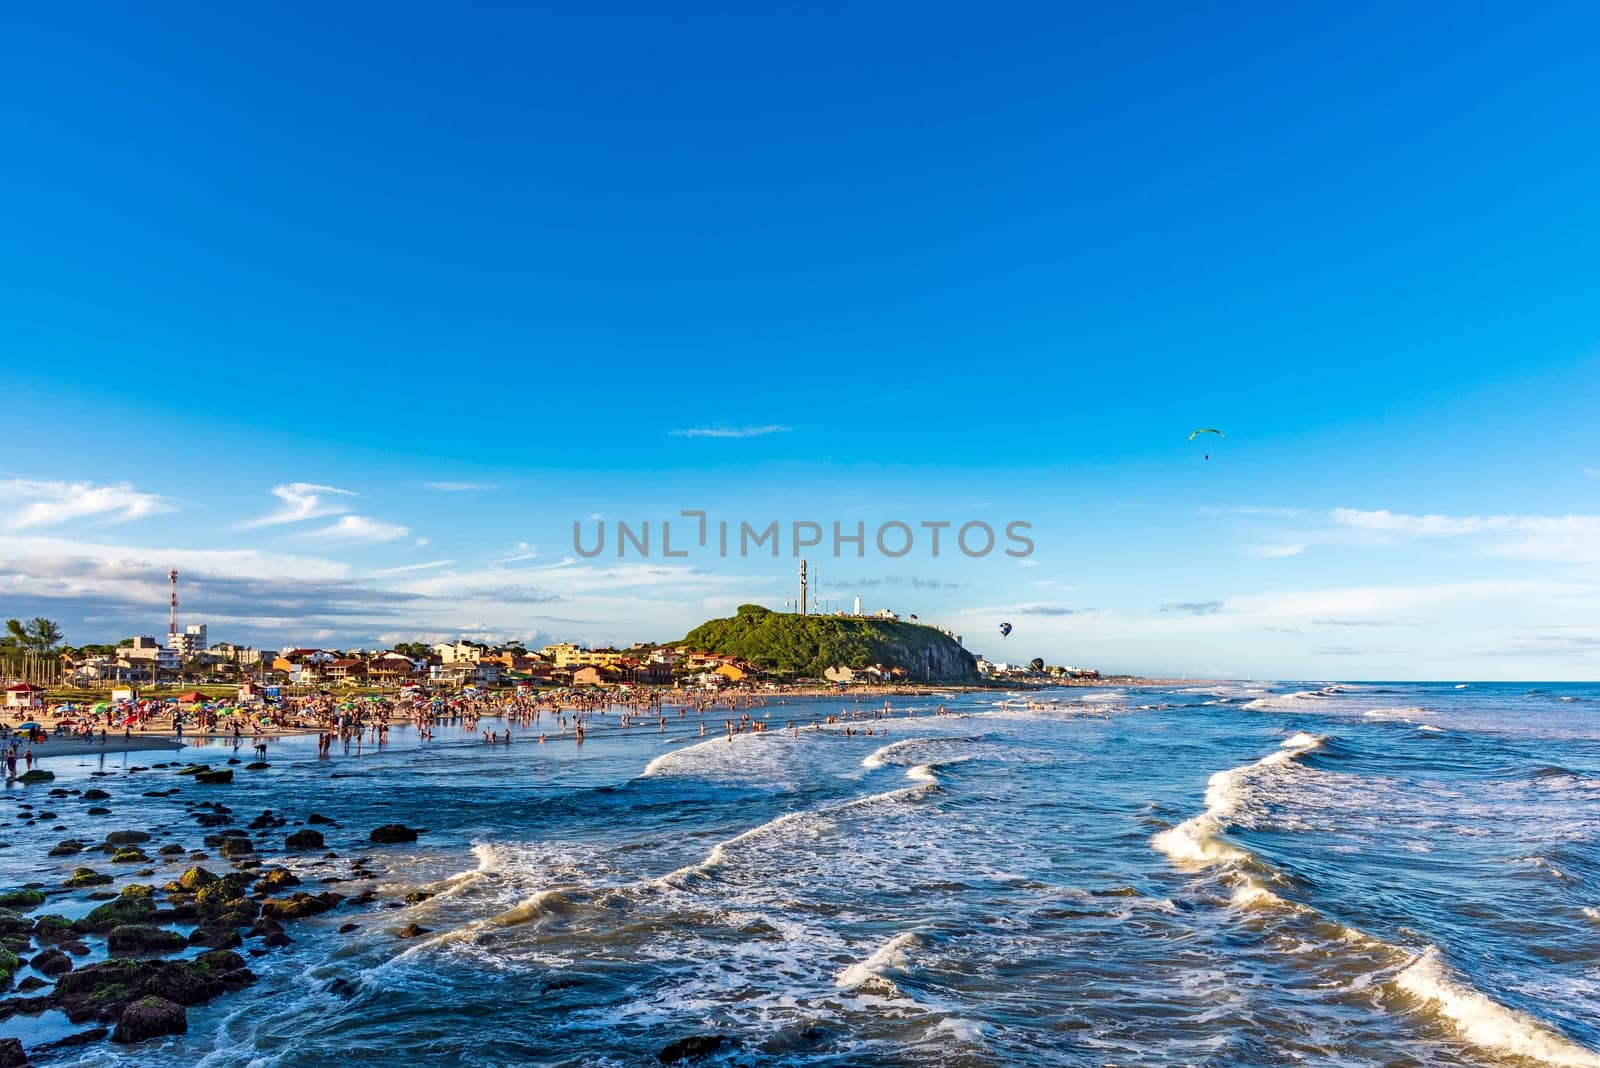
(999, 622, 1013, 638)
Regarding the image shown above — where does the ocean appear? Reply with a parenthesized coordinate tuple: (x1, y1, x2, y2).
(4, 682, 1599, 1066)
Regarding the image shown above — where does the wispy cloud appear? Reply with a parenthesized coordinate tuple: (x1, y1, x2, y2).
(370, 560, 456, 576)
(1311, 617, 1414, 627)
(1330, 507, 1600, 563)
(1246, 543, 1306, 559)
(425, 481, 498, 493)
(492, 542, 540, 564)
(306, 515, 411, 543)
(669, 424, 792, 439)
(833, 575, 959, 590)
(242, 482, 358, 528)
(0, 478, 175, 530)
(1162, 600, 1224, 615)
(1013, 603, 1081, 617)
(1202, 505, 1308, 519)
(456, 585, 565, 605)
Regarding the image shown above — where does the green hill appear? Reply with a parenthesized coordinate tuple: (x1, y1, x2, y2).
(680, 604, 979, 682)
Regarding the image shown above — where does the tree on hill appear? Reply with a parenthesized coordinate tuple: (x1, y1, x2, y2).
(681, 604, 976, 682)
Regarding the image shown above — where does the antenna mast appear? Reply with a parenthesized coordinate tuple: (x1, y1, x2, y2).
(168, 569, 179, 639)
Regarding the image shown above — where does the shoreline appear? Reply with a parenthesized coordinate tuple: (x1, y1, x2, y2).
(8, 736, 190, 761)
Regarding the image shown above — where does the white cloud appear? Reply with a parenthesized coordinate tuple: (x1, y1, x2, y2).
(307, 515, 411, 543)
(1246, 543, 1307, 558)
(492, 541, 540, 564)
(1330, 508, 1600, 563)
(370, 559, 455, 576)
(0, 478, 174, 530)
(242, 482, 358, 528)
(669, 424, 792, 439)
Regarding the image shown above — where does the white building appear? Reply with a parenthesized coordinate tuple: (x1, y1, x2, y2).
(169, 624, 208, 660)
(121, 636, 180, 672)
(433, 640, 488, 665)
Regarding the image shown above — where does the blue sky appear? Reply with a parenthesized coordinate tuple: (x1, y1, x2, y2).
(4, 3, 1600, 678)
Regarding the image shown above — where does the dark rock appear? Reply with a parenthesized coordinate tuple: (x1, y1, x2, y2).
(16, 975, 46, 993)
(259, 892, 342, 921)
(111, 995, 187, 1043)
(104, 831, 152, 847)
(657, 1035, 732, 1063)
(86, 807, 111, 816)
(403, 891, 434, 904)
(307, 813, 336, 825)
(63, 868, 112, 888)
(394, 923, 431, 939)
(30, 948, 71, 976)
(284, 829, 324, 850)
(82, 790, 110, 801)
(174, 765, 207, 776)
(32, 915, 77, 943)
(163, 866, 217, 894)
(369, 824, 418, 845)
(76, 885, 156, 933)
(253, 869, 299, 894)
(187, 926, 242, 950)
(0, 1037, 26, 1067)
(16, 770, 53, 784)
(194, 770, 233, 785)
(107, 925, 187, 957)
(337, 923, 359, 934)
(244, 762, 270, 770)
(0, 891, 43, 911)
(217, 837, 253, 860)
(53, 952, 254, 1025)
(47, 841, 85, 857)
(157, 844, 186, 856)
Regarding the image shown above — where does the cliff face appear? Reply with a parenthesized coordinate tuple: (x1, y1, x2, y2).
(680, 604, 979, 683)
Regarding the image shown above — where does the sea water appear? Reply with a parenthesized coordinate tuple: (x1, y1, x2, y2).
(3, 682, 1598, 1066)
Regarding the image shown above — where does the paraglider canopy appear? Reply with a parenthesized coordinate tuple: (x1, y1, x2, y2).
(999, 621, 1013, 638)
(1188, 427, 1224, 460)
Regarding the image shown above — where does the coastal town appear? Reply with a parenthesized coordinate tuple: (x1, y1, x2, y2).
(1, 570, 1104, 714)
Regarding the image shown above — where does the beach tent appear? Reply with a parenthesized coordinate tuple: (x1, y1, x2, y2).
(177, 691, 205, 703)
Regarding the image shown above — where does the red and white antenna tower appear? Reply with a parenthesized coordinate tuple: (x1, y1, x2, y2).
(168, 569, 180, 639)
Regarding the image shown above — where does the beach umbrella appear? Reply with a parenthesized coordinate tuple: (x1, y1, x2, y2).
(92, 702, 110, 712)
(16, 721, 43, 730)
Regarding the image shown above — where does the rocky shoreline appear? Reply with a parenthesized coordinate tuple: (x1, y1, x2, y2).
(0, 759, 429, 1066)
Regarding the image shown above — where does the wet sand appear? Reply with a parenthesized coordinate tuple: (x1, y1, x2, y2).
(7, 736, 189, 759)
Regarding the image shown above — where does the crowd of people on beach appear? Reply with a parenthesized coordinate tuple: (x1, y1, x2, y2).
(1, 684, 974, 781)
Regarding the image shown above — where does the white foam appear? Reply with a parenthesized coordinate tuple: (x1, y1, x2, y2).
(1583, 907, 1600, 923)
(1395, 947, 1600, 1068)
(1151, 732, 1325, 869)
(928, 1016, 990, 1044)
(1363, 706, 1431, 722)
(862, 738, 921, 770)
(836, 930, 921, 990)
(1418, 724, 1445, 734)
